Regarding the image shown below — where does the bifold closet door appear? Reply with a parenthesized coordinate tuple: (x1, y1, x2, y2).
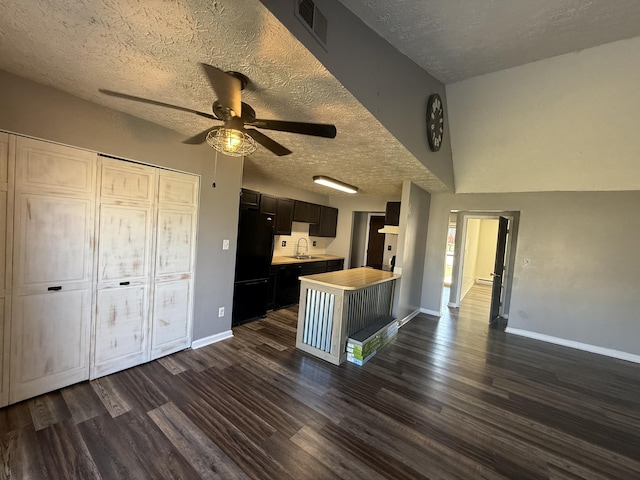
(92, 158, 156, 378)
(10, 137, 96, 404)
(151, 170, 198, 359)
(0, 133, 13, 407)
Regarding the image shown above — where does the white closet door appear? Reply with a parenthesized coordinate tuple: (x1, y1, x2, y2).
(151, 170, 198, 359)
(0, 133, 13, 407)
(10, 137, 96, 404)
(91, 158, 155, 378)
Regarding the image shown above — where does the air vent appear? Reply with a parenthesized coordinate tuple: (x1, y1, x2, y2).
(298, 0, 314, 27)
(295, 0, 328, 47)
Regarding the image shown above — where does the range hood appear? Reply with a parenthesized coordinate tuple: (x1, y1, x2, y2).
(377, 202, 401, 235)
(378, 224, 399, 235)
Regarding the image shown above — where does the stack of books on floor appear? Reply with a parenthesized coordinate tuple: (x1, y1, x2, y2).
(346, 316, 398, 366)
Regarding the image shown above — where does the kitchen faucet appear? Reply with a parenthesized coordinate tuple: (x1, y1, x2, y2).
(295, 238, 309, 256)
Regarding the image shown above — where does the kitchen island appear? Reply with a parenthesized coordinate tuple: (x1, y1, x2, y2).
(296, 267, 400, 365)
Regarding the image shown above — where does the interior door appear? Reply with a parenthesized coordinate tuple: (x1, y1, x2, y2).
(92, 158, 156, 378)
(11, 137, 96, 403)
(366, 216, 385, 270)
(489, 216, 509, 326)
(150, 171, 198, 360)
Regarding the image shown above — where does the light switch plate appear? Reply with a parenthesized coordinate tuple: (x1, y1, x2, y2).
(222, 239, 230, 250)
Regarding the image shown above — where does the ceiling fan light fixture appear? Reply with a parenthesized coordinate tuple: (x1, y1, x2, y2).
(206, 127, 257, 157)
(313, 175, 358, 194)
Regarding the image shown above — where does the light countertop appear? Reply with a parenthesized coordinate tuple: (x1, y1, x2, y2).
(299, 267, 400, 290)
(271, 254, 344, 265)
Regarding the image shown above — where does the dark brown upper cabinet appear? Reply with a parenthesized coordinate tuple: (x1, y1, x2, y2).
(259, 193, 277, 215)
(275, 198, 294, 235)
(293, 201, 321, 224)
(385, 202, 401, 226)
(240, 188, 260, 209)
(309, 205, 338, 237)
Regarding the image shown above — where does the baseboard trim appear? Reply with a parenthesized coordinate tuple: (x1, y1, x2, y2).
(505, 327, 640, 364)
(420, 308, 442, 317)
(191, 330, 233, 350)
(398, 309, 421, 327)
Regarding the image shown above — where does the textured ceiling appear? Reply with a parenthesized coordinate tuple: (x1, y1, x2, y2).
(338, 0, 640, 83)
(2, 1, 638, 197)
(0, 0, 448, 196)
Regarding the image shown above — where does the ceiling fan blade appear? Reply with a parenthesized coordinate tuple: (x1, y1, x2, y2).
(99, 89, 216, 120)
(199, 63, 242, 117)
(182, 127, 219, 145)
(248, 119, 337, 138)
(245, 129, 292, 156)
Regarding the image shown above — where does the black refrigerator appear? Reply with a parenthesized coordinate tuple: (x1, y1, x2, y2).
(232, 208, 275, 326)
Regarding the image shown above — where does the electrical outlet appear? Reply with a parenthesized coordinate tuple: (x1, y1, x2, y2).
(282, 240, 286, 247)
(388, 245, 392, 251)
(313, 241, 317, 247)
(218, 307, 225, 317)
(222, 239, 230, 250)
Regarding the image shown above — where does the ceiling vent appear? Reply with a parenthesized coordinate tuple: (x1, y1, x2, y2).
(295, 0, 328, 47)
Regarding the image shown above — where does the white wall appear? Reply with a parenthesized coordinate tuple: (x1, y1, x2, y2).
(0, 69, 243, 341)
(422, 191, 640, 357)
(475, 219, 499, 282)
(447, 36, 640, 194)
(461, 219, 480, 299)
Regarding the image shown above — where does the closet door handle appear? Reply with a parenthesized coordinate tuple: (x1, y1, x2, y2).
(48, 286, 62, 291)
(119, 281, 130, 286)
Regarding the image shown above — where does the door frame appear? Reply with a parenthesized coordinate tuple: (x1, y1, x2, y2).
(448, 211, 520, 319)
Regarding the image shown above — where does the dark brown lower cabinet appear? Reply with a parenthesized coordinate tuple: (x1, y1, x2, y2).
(269, 259, 343, 310)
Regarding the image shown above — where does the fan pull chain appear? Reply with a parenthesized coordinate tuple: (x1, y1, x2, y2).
(212, 149, 218, 188)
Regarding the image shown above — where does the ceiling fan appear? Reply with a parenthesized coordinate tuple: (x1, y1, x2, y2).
(99, 63, 337, 157)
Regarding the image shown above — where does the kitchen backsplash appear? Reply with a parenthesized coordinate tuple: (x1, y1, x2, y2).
(273, 222, 331, 257)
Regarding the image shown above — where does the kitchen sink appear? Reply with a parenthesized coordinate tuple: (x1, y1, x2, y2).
(288, 255, 317, 260)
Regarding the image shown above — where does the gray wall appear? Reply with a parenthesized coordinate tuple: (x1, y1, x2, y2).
(259, 0, 455, 191)
(394, 181, 430, 320)
(0, 69, 243, 341)
(349, 212, 369, 268)
(422, 191, 640, 356)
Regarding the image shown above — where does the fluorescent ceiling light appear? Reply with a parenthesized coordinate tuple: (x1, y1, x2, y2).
(313, 175, 358, 194)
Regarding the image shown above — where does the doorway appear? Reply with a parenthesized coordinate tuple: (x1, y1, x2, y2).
(444, 211, 520, 326)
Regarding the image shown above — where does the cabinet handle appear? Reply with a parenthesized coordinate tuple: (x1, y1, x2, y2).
(48, 286, 62, 291)
(119, 281, 130, 286)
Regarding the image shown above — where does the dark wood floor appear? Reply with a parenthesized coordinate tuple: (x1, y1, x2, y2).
(2, 293, 640, 479)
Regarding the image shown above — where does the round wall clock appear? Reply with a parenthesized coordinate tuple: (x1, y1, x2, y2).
(426, 93, 444, 152)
